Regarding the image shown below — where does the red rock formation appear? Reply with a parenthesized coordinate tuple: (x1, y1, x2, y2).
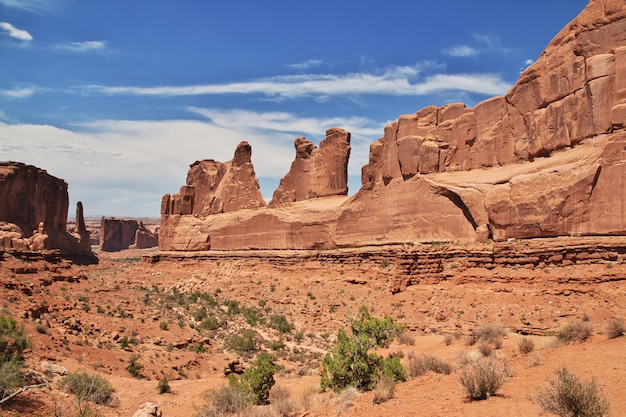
(133, 221, 158, 249)
(270, 128, 351, 205)
(100, 218, 138, 251)
(159, 0, 626, 251)
(74, 202, 91, 252)
(0, 162, 89, 254)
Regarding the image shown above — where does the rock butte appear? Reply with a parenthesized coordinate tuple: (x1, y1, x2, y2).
(0, 162, 92, 255)
(160, 0, 626, 251)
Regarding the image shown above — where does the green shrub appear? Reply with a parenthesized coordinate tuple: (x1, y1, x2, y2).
(606, 317, 625, 339)
(228, 330, 257, 354)
(126, 354, 143, 378)
(535, 367, 610, 417)
(240, 353, 277, 405)
(320, 306, 404, 392)
(0, 361, 25, 400)
(158, 372, 172, 394)
(458, 358, 507, 401)
(557, 321, 593, 344)
(60, 369, 115, 406)
(242, 308, 261, 327)
(380, 355, 407, 382)
(269, 315, 292, 334)
(408, 354, 452, 377)
(0, 315, 28, 364)
(199, 316, 222, 331)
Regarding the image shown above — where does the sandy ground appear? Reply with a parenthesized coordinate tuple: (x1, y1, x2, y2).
(0, 244, 625, 416)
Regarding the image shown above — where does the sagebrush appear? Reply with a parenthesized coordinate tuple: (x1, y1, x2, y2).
(535, 367, 610, 417)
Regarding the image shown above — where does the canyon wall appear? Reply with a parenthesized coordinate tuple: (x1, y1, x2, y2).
(160, 0, 626, 251)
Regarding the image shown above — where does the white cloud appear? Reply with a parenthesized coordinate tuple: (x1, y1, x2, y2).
(288, 59, 323, 70)
(0, 0, 60, 13)
(442, 45, 479, 57)
(0, 86, 37, 98)
(0, 21, 33, 41)
(79, 64, 511, 100)
(54, 40, 107, 52)
(0, 110, 382, 216)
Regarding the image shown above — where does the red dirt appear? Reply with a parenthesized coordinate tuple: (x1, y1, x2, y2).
(0, 241, 625, 417)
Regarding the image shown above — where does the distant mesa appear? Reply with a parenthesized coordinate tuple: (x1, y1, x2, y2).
(160, 0, 626, 251)
(100, 217, 158, 252)
(0, 161, 93, 256)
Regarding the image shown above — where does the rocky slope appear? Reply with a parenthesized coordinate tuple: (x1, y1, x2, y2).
(160, 0, 626, 251)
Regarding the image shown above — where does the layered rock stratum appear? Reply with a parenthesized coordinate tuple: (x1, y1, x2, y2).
(0, 162, 91, 254)
(160, 0, 626, 251)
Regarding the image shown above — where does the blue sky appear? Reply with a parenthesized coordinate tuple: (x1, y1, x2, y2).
(0, 0, 588, 217)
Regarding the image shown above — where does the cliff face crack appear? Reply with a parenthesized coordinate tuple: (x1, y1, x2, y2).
(438, 188, 478, 230)
(590, 165, 602, 197)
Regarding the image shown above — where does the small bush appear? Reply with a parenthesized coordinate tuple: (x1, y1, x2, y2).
(477, 341, 494, 357)
(157, 372, 172, 394)
(196, 378, 254, 416)
(409, 354, 452, 377)
(60, 369, 115, 406)
(270, 385, 295, 417)
(268, 315, 292, 334)
(372, 377, 395, 404)
(380, 355, 407, 382)
(556, 321, 593, 344)
(159, 321, 169, 331)
(199, 316, 222, 331)
(397, 332, 415, 346)
(241, 353, 277, 405)
(467, 324, 506, 348)
(0, 361, 25, 400)
(320, 307, 404, 392)
(126, 354, 143, 378)
(228, 330, 258, 354)
(459, 358, 507, 401)
(535, 366, 610, 417)
(517, 337, 535, 354)
(606, 317, 625, 339)
(0, 315, 28, 364)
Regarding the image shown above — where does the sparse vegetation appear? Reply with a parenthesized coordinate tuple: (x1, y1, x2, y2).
(535, 366, 610, 417)
(158, 372, 172, 394)
(372, 376, 396, 404)
(606, 317, 625, 339)
(126, 354, 143, 378)
(320, 306, 405, 392)
(517, 337, 535, 354)
(60, 369, 115, 406)
(458, 358, 507, 401)
(408, 354, 452, 377)
(466, 324, 506, 349)
(556, 321, 593, 344)
(0, 315, 28, 401)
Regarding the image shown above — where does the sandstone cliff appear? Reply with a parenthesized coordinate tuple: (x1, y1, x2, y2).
(0, 162, 91, 255)
(270, 128, 351, 206)
(160, 0, 626, 251)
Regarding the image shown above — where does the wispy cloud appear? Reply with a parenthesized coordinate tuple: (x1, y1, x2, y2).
(288, 59, 323, 70)
(54, 40, 107, 52)
(442, 45, 479, 57)
(0, 109, 383, 215)
(0, 86, 37, 98)
(0, 21, 33, 41)
(0, 0, 60, 13)
(79, 64, 511, 100)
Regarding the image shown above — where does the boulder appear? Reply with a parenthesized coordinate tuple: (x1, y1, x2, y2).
(132, 402, 162, 417)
